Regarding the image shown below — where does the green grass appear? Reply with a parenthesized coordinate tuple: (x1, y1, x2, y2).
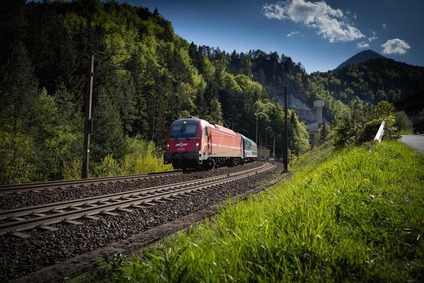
(86, 141, 424, 282)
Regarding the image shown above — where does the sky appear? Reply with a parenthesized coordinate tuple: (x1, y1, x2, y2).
(127, 0, 424, 74)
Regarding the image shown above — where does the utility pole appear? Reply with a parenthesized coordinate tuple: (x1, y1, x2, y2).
(283, 87, 289, 172)
(255, 113, 258, 146)
(82, 54, 94, 179)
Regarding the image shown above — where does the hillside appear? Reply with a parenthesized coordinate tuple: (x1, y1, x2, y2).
(0, 0, 310, 184)
(221, 49, 424, 125)
(1, 0, 423, 184)
(96, 141, 424, 282)
(335, 50, 385, 70)
(304, 54, 424, 122)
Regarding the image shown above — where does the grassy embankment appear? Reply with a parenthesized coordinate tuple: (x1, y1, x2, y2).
(92, 141, 424, 282)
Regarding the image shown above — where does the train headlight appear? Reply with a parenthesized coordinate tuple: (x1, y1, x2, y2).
(167, 143, 170, 148)
(195, 142, 199, 149)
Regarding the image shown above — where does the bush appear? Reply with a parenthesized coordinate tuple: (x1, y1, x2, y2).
(333, 101, 399, 147)
(92, 137, 172, 177)
(62, 159, 81, 180)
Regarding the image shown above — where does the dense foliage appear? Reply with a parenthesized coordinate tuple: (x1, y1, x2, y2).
(0, 0, 310, 184)
(305, 59, 424, 123)
(1, 0, 421, 184)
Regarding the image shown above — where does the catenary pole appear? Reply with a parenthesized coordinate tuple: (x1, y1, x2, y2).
(255, 113, 258, 146)
(283, 87, 289, 172)
(82, 54, 94, 179)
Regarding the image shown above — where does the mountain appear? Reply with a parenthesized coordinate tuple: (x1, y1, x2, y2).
(335, 50, 385, 70)
(307, 52, 424, 125)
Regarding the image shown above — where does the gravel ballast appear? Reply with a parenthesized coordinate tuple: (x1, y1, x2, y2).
(0, 163, 284, 282)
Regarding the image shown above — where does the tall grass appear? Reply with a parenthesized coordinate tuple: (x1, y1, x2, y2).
(94, 141, 424, 282)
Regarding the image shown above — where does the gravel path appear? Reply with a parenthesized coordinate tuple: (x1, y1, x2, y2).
(0, 163, 283, 282)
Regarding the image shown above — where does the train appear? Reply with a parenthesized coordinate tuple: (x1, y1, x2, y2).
(164, 117, 257, 170)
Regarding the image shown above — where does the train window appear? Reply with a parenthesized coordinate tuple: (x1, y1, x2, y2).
(171, 121, 198, 138)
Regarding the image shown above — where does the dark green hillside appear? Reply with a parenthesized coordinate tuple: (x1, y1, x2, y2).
(304, 56, 424, 123)
(217, 49, 424, 128)
(309, 57, 424, 105)
(1, 0, 420, 184)
(0, 0, 310, 184)
(335, 49, 384, 70)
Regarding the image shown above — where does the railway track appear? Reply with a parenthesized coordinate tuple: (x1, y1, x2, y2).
(0, 162, 276, 238)
(1, 162, 282, 282)
(0, 171, 181, 195)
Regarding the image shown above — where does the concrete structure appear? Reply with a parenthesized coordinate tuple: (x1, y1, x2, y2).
(258, 147, 270, 161)
(314, 100, 325, 124)
(306, 100, 326, 144)
(306, 100, 325, 132)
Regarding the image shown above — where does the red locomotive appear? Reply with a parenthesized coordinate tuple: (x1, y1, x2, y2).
(164, 117, 256, 170)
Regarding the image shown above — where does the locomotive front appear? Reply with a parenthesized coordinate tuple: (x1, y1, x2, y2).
(164, 118, 206, 170)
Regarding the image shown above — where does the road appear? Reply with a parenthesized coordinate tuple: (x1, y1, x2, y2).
(400, 135, 424, 154)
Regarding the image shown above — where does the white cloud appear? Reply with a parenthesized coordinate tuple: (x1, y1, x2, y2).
(368, 36, 378, 42)
(357, 42, 369, 49)
(381, 38, 411, 54)
(262, 2, 288, 20)
(287, 31, 300, 37)
(262, 0, 364, 42)
(382, 23, 387, 29)
(356, 36, 377, 49)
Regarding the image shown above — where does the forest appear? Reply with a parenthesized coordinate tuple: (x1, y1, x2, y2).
(0, 0, 422, 185)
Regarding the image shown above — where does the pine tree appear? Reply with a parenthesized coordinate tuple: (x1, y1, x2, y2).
(91, 87, 128, 163)
(0, 42, 39, 184)
(288, 111, 310, 156)
(0, 0, 26, 67)
(54, 84, 83, 168)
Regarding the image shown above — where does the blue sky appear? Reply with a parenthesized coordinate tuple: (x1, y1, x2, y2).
(131, 0, 424, 73)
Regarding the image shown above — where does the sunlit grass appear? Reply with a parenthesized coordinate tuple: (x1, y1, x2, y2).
(86, 141, 424, 282)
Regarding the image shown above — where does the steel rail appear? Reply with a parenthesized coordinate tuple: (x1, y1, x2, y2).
(0, 163, 275, 237)
(0, 171, 181, 195)
(0, 163, 267, 220)
(0, 174, 227, 220)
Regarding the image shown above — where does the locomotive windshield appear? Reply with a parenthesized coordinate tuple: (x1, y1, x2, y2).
(170, 120, 198, 139)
